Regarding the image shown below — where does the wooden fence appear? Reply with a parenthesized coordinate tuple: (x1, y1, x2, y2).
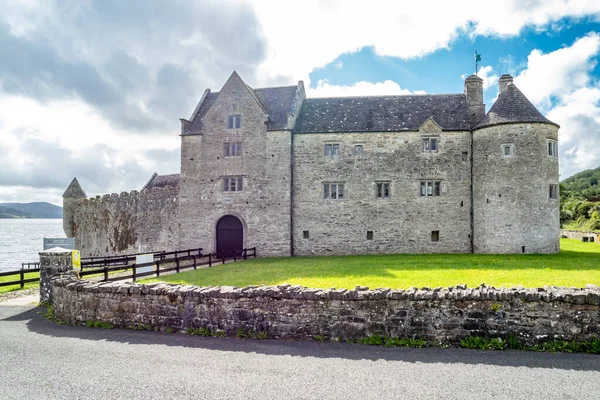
(79, 247, 257, 283)
(0, 268, 40, 289)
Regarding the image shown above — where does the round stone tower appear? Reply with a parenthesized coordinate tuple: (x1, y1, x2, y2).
(472, 75, 560, 254)
(62, 177, 87, 238)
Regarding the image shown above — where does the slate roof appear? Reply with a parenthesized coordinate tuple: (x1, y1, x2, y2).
(63, 178, 87, 198)
(185, 85, 299, 133)
(142, 173, 180, 190)
(474, 84, 559, 129)
(254, 86, 300, 130)
(293, 94, 471, 133)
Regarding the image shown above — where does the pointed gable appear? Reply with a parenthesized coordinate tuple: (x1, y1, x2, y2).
(63, 178, 87, 198)
(419, 117, 443, 133)
(183, 72, 303, 134)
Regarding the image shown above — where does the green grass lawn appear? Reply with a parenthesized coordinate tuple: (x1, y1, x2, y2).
(0, 270, 40, 294)
(141, 239, 600, 290)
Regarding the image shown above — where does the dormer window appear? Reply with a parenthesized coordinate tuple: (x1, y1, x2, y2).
(227, 115, 241, 129)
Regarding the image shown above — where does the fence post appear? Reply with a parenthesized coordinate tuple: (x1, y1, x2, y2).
(20, 269, 24, 289)
(208, 253, 212, 268)
(132, 264, 137, 282)
(156, 260, 160, 277)
(176, 258, 180, 273)
(193, 255, 197, 270)
(104, 266, 108, 282)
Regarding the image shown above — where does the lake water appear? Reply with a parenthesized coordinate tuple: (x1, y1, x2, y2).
(0, 219, 65, 272)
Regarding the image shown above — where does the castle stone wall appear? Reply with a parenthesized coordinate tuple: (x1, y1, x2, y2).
(53, 278, 600, 344)
(67, 186, 179, 257)
(178, 74, 292, 257)
(293, 130, 472, 255)
(473, 123, 560, 253)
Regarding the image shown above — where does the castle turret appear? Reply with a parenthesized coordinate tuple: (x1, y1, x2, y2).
(472, 75, 560, 253)
(62, 178, 87, 239)
(464, 74, 485, 126)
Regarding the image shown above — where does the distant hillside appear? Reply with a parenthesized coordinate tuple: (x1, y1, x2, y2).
(561, 166, 600, 200)
(0, 206, 33, 219)
(0, 202, 62, 219)
(560, 166, 600, 231)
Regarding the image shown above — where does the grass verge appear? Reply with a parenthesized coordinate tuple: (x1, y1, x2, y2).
(141, 239, 600, 289)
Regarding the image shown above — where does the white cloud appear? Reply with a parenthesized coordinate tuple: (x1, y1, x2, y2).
(513, 34, 600, 178)
(251, 0, 600, 86)
(514, 32, 600, 108)
(308, 79, 425, 98)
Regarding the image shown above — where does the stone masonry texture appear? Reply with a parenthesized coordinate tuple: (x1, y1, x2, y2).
(52, 278, 600, 345)
(473, 123, 559, 253)
(63, 73, 560, 257)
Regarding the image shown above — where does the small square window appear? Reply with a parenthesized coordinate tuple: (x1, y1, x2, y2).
(224, 142, 242, 157)
(423, 138, 438, 152)
(376, 182, 390, 198)
(366, 231, 374, 240)
(501, 144, 514, 158)
(323, 183, 345, 200)
(548, 140, 558, 157)
(227, 115, 241, 129)
(223, 176, 243, 192)
(354, 144, 364, 155)
(431, 231, 440, 242)
(324, 143, 340, 156)
(549, 184, 559, 200)
(303, 231, 309, 239)
(420, 181, 441, 197)
(462, 152, 468, 161)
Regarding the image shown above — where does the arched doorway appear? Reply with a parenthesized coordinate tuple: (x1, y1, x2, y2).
(216, 215, 243, 258)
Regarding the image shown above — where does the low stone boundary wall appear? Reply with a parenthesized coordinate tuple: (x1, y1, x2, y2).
(52, 278, 600, 344)
(561, 229, 599, 243)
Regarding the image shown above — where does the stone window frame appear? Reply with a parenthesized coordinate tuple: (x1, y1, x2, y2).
(420, 181, 441, 197)
(366, 231, 374, 240)
(227, 114, 242, 129)
(224, 142, 242, 157)
(422, 137, 439, 152)
(549, 184, 559, 200)
(323, 182, 345, 200)
(431, 230, 440, 242)
(354, 144, 364, 155)
(375, 181, 391, 199)
(547, 139, 558, 158)
(324, 143, 340, 157)
(501, 143, 515, 158)
(223, 176, 244, 192)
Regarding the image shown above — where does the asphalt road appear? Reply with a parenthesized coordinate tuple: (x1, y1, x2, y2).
(1, 303, 599, 400)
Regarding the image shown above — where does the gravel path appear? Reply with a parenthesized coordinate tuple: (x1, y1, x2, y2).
(1, 303, 599, 400)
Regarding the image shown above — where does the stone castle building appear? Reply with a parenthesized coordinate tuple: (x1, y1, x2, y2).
(63, 71, 560, 257)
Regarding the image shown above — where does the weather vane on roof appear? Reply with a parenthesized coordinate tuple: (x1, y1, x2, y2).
(475, 51, 481, 76)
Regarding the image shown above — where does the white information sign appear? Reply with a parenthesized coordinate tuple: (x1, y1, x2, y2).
(136, 254, 154, 275)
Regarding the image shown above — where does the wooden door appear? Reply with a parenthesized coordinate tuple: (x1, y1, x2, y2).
(216, 215, 243, 258)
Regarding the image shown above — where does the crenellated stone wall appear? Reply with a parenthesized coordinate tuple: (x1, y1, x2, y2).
(67, 186, 180, 257)
(52, 279, 600, 344)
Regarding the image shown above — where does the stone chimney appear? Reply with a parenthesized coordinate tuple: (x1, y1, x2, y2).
(464, 74, 485, 126)
(499, 74, 513, 94)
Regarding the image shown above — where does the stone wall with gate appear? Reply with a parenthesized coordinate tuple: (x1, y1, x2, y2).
(52, 278, 600, 345)
(561, 230, 599, 243)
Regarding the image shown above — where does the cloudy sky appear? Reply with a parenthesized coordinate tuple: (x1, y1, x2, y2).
(1, 0, 599, 205)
